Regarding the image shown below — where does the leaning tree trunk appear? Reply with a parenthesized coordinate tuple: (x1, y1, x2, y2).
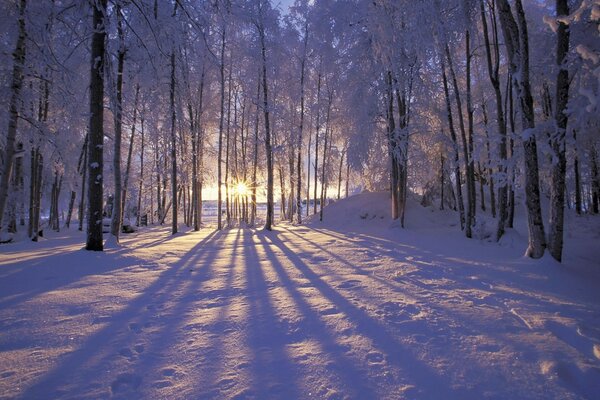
(0, 0, 27, 231)
(86, 0, 107, 251)
(446, 43, 473, 238)
(441, 59, 466, 230)
(548, 0, 570, 262)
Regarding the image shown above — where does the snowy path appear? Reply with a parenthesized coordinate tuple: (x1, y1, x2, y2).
(1, 223, 600, 399)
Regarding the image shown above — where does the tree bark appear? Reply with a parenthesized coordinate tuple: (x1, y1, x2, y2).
(258, 20, 274, 231)
(122, 84, 140, 227)
(170, 50, 178, 235)
(297, 21, 308, 224)
(0, 0, 27, 231)
(110, 5, 125, 242)
(86, 0, 107, 251)
(547, 0, 570, 262)
(217, 27, 226, 230)
(441, 60, 466, 230)
(497, 0, 546, 258)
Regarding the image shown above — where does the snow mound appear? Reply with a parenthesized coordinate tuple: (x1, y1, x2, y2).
(304, 191, 391, 229)
(305, 191, 458, 232)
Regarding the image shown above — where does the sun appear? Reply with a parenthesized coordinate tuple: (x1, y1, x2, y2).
(233, 181, 249, 197)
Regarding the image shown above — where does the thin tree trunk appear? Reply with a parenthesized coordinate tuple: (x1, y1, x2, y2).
(590, 145, 599, 214)
(137, 112, 145, 226)
(110, 5, 125, 242)
(573, 131, 582, 214)
(345, 153, 350, 198)
(441, 60, 466, 230)
(122, 84, 140, 227)
(313, 70, 322, 215)
(297, 21, 308, 224)
(446, 42, 473, 238)
(217, 27, 226, 230)
(169, 51, 178, 234)
(319, 92, 332, 222)
(251, 73, 260, 226)
(337, 149, 345, 200)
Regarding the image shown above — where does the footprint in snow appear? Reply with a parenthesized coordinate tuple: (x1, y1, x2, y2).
(0, 371, 15, 379)
(153, 380, 173, 389)
(119, 348, 135, 359)
(337, 280, 362, 289)
(366, 351, 385, 364)
(110, 373, 141, 394)
(319, 307, 340, 316)
(376, 301, 420, 325)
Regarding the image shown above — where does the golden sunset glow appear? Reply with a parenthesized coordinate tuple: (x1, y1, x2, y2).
(232, 181, 249, 197)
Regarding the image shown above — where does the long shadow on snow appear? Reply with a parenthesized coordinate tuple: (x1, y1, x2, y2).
(254, 231, 380, 398)
(0, 245, 143, 311)
(262, 231, 468, 399)
(122, 229, 245, 398)
(17, 229, 224, 399)
(242, 229, 303, 399)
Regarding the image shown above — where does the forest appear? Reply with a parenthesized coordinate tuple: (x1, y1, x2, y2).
(1, 1, 600, 398)
(0, 0, 596, 259)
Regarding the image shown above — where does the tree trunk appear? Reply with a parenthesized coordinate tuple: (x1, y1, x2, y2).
(0, 0, 27, 231)
(441, 60, 466, 230)
(573, 131, 582, 215)
(110, 5, 125, 242)
(313, 70, 322, 215)
(297, 22, 308, 224)
(497, 0, 546, 258)
(137, 112, 145, 227)
(170, 50, 178, 235)
(259, 22, 274, 231)
(122, 84, 140, 227)
(547, 0, 570, 262)
(217, 28, 226, 230)
(251, 73, 260, 226)
(446, 43, 473, 238)
(86, 0, 107, 251)
(590, 145, 599, 214)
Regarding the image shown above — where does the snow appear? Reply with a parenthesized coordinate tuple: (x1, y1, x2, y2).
(1, 192, 600, 399)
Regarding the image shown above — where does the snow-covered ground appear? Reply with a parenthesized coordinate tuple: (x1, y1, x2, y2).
(1, 192, 599, 399)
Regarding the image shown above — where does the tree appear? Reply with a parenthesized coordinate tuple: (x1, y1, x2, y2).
(86, 0, 108, 251)
(547, 0, 570, 262)
(0, 0, 27, 233)
(496, 0, 546, 258)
